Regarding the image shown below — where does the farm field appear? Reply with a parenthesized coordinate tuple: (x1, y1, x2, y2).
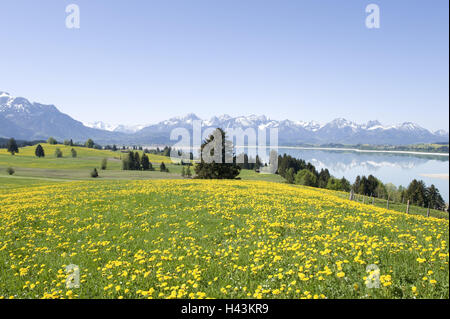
(0, 179, 448, 299)
(2, 143, 446, 219)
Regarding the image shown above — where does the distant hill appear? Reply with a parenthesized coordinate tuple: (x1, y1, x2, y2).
(1, 91, 448, 146)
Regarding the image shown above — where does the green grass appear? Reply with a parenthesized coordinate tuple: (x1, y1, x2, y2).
(0, 144, 183, 178)
(0, 179, 448, 299)
(0, 176, 64, 190)
(330, 190, 449, 220)
(0, 143, 448, 299)
(1, 143, 445, 221)
(238, 169, 286, 183)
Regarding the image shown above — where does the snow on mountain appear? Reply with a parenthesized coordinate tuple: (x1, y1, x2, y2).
(1, 91, 448, 145)
(133, 113, 449, 145)
(84, 121, 147, 134)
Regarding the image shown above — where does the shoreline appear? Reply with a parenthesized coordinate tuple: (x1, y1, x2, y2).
(420, 173, 449, 180)
(237, 146, 450, 157)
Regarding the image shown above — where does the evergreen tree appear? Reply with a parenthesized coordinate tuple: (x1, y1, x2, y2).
(340, 177, 351, 192)
(160, 161, 168, 172)
(194, 128, 241, 179)
(90, 168, 99, 178)
(7, 138, 19, 155)
(353, 175, 361, 193)
(254, 155, 262, 171)
(134, 152, 141, 170)
(71, 148, 77, 158)
(425, 184, 445, 210)
(101, 158, 108, 170)
(318, 169, 331, 188)
(35, 144, 45, 158)
(141, 153, 150, 171)
(406, 179, 427, 206)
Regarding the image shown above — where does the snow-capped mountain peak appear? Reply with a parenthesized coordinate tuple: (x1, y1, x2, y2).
(1, 91, 448, 145)
(84, 121, 147, 134)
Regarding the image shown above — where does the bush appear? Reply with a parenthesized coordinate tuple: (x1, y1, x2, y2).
(6, 167, 15, 175)
(285, 168, 295, 184)
(54, 148, 63, 158)
(90, 168, 99, 178)
(101, 158, 108, 170)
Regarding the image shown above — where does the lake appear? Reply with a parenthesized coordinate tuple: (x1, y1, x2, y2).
(273, 148, 449, 202)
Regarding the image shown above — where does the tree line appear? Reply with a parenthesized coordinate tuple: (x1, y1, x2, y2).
(277, 154, 351, 191)
(122, 151, 170, 172)
(277, 154, 446, 211)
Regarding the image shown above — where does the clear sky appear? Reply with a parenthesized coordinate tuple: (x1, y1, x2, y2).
(0, 0, 448, 130)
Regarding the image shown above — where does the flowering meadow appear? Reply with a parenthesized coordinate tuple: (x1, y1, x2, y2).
(0, 180, 448, 299)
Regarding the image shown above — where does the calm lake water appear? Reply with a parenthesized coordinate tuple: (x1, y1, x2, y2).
(274, 148, 449, 202)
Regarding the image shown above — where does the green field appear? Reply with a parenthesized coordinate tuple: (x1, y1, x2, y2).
(0, 144, 448, 299)
(1, 143, 446, 219)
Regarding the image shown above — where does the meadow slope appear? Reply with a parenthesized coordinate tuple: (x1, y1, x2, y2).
(0, 179, 448, 299)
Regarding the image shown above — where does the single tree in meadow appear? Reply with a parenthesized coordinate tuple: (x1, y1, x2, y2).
(160, 161, 168, 172)
(71, 148, 77, 158)
(90, 168, 99, 178)
(7, 138, 19, 155)
(101, 158, 108, 170)
(194, 128, 241, 179)
(35, 144, 45, 158)
(85, 139, 95, 148)
(6, 167, 15, 175)
(54, 148, 63, 158)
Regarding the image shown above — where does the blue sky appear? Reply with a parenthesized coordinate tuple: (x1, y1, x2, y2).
(0, 0, 448, 130)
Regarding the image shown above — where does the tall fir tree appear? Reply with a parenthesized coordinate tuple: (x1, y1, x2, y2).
(7, 138, 19, 155)
(35, 144, 45, 158)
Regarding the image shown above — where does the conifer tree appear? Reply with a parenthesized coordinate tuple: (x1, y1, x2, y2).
(7, 138, 19, 155)
(35, 144, 45, 158)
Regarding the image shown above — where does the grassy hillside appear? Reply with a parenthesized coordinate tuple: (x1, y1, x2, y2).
(1, 143, 446, 220)
(0, 179, 448, 299)
(0, 144, 182, 175)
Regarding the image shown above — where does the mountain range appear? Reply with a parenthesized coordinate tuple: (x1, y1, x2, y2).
(1, 91, 448, 146)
